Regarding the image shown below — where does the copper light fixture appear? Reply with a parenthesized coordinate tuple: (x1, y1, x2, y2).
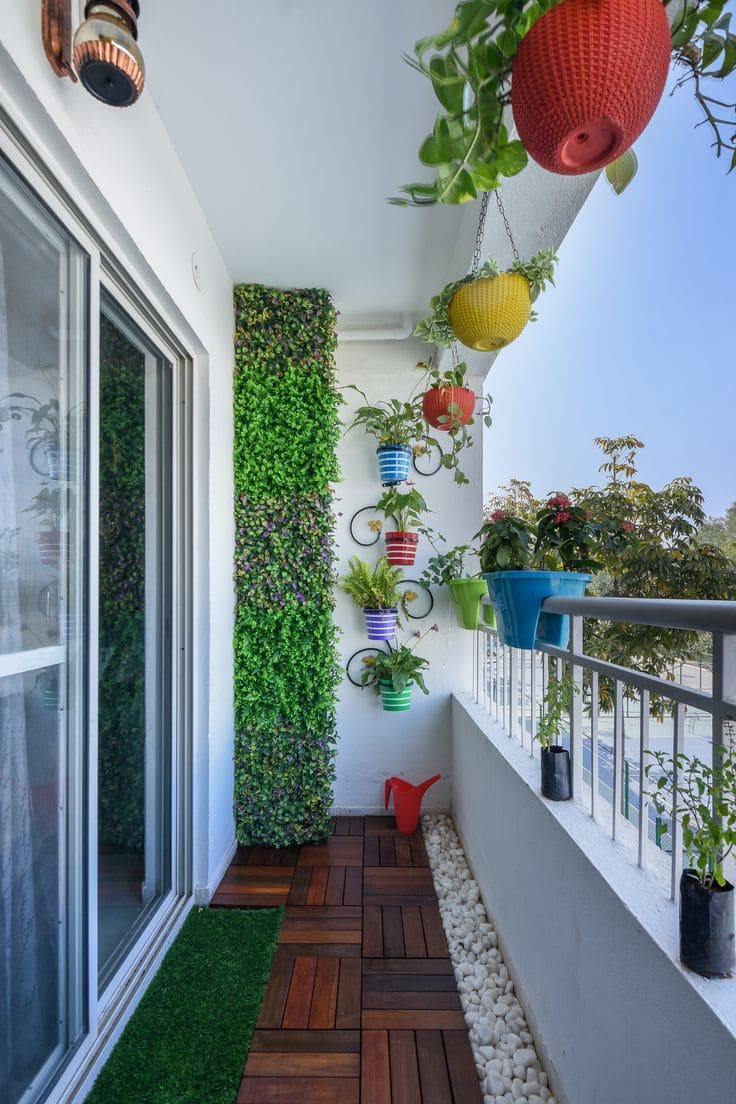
(42, 0, 76, 80)
(72, 1, 145, 107)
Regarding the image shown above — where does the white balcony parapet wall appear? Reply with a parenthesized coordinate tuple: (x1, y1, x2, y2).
(452, 594, 736, 1104)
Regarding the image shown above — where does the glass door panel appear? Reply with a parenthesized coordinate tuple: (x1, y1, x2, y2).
(0, 157, 87, 1104)
(97, 299, 171, 989)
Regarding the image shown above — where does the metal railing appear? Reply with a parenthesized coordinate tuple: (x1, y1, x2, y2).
(473, 597, 736, 900)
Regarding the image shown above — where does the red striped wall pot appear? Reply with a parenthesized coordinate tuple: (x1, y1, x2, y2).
(422, 385, 476, 431)
(385, 530, 419, 566)
(35, 530, 66, 566)
(511, 0, 671, 174)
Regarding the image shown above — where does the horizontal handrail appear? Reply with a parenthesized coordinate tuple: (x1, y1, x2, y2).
(539, 595, 736, 633)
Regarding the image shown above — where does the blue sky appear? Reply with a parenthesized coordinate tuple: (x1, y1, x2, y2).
(485, 72, 734, 519)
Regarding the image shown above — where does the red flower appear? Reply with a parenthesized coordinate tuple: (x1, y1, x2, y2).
(546, 493, 570, 510)
(553, 511, 572, 525)
(583, 509, 592, 520)
(490, 509, 508, 523)
(621, 521, 635, 533)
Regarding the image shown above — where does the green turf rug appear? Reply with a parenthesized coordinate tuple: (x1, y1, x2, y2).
(85, 907, 282, 1104)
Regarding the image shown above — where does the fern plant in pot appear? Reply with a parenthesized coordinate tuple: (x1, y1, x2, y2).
(339, 555, 412, 640)
(420, 542, 494, 630)
(345, 387, 425, 485)
(646, 743, 736, 978)
(361, 625, 437, 712)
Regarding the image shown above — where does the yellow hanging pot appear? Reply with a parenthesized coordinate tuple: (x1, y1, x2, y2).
(448, 272, 532, 352)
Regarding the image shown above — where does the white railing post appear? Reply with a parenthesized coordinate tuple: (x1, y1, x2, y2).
(590, 670, 599, 820)
(638, 689, 650, 868)
(569, 615, 584, 800)
(510, 646, 520, 742)
(612, 680, 624, 842)
(671, 702, 685, 901)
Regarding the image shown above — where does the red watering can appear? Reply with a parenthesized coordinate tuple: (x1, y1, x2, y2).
(384, 774, 441, 835)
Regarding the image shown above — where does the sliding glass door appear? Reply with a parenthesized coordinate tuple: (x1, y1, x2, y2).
(0, 148, 189, 1104)
(97, 299, 172, 989)
(0, 157, 87, 1104)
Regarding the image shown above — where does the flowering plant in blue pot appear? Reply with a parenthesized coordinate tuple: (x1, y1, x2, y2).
(477, 494, 630, 649)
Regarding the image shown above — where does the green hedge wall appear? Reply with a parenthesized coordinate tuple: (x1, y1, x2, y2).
(233, 285, 341, 846)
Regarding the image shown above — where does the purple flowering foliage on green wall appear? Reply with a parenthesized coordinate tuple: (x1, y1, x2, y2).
(233, 284, 341, 846)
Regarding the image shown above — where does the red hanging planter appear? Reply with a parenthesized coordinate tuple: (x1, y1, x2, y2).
(422, 385, 476, 431)
(385, 530, 419, 566)
(511, 0, 671, 175)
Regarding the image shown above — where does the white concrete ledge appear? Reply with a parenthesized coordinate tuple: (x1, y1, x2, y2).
(452, 692, 736, 1104)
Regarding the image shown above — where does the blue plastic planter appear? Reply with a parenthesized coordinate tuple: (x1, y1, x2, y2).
(483, 570, 591, 650)
(377, 443, 412, 484)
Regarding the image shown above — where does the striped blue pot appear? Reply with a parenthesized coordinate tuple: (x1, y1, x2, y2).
(376, 444, 412, 484)
(379, 678, 413, 712)
(363, 607, 398, 640)
(484, 570, 591, 650)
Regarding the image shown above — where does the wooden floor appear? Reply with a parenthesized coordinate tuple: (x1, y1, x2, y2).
(212, 815, 482, 1104)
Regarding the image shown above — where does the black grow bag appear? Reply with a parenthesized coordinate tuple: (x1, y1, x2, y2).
(540, 745, 571, 801)
(680, 869, 735, 977)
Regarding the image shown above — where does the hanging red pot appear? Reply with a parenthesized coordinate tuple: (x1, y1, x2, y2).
(422, 385, 476, 431)
(511, 0, 671, 175)
(385, 530, 419, 566)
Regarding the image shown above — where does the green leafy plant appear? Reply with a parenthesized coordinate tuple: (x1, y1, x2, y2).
(414, 358, 493, 486)
(477, 508, 533, 572)
(414, 252, 557, 347)
(233, 284, 341, 847)
(536, 662, 577, 749)
(24, 484, 61, 530)
(646, 742, 736, 888)
(393, 0, 736, 207)
(0, 392, 60, 447)
(361, 625, 439, 694)
(478, 493, 631, 573)
(420, 543, 479, 588)
(345, 388, 426, 449)
(339, 555, 412, 614)
(374, 485, 434, 535)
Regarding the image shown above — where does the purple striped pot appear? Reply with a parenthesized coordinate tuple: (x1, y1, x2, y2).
(363, 607, 398, 640)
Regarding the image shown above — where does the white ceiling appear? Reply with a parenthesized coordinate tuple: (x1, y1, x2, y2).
(143, 0, 470, 325)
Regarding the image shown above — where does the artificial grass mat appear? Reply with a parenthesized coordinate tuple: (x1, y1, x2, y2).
(85, 907, 282, 1104)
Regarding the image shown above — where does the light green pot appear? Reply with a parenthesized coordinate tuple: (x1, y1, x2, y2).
(449, 577, 490, 630)
(379, 678, 413, 712)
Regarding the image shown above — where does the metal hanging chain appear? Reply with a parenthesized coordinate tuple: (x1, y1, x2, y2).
(493, 189, 520, 265)
(471, 189, 490, 274)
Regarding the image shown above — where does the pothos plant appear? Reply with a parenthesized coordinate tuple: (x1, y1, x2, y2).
(414, 251, 557, 347)
(392, 0, 736, 207)
(413, 358, 493, 485)
(646, 741, 736, 889)
(420, 542, 479, 588)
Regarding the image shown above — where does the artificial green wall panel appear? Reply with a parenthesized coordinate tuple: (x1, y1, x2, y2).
(233, 285, 341, 846)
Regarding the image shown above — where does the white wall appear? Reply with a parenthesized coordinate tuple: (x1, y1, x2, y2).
(452, 693, 736, 1104)
(333, 338, 486, 812)
(0, 11, 236, 896)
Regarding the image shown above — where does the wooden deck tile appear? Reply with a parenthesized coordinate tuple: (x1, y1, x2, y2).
(390, 1030, 422, 1103)
(361, 1030, 391, 1104)
(215, 816, 480, 1102)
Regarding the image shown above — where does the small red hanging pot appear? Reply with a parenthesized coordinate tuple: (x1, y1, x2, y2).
(385, 530, 419, 566)
(422, 386, 476, 431)
(511, 0, 671, 175)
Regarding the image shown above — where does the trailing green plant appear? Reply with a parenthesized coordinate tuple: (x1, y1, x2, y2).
(339, 555, 412, 614)
(536, 662, 577, 749)
(414, 252, 557, 347)
(646, 741, 736, 888)
(420, 543, 479, 588)
(345, 388, 426, 449)
(233, 285, 341, 847)
(414, 357, 493, 486)
(392, 0, 736, 207)
(361, 625, 439, 694)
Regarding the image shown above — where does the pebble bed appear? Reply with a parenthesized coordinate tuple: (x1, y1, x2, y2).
(423, 813, 558, 1104)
